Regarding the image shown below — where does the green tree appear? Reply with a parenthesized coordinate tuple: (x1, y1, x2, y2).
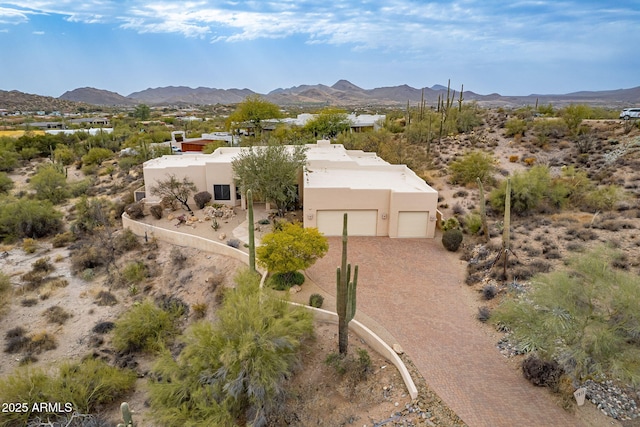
(560, 104, 592, 139)
(150, 174, 197, 213)
(232, 143, 307, 215)
(226, 95, 282, 139)
(304, 108, 351, 139)
(0, 137, 20, 171)
(82, 147, 113, 165)
(29, 164, 70, 204)
(0, 198, 63, 241)
(53, 144, 76, 166)
(257, 222, 328, 285)
(449, 150, 496, 186)
(133, 104, 151, 121)
(148, 269, 313, 426)
(0, 172, 13, 194)
(492, 247, 640, 385)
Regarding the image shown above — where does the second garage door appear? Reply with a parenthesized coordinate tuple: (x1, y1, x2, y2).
(316, 210, 378, 236)
(397, 211, 429, 238)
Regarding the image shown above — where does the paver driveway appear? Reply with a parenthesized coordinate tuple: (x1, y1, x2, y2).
(307, 237, 582, 427)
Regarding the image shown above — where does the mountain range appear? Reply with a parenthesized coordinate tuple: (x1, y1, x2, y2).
(2, 80, 640, 111)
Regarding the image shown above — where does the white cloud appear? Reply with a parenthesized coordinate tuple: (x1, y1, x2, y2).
(1, 0, 638, 57)
(32, 30, 44, 34)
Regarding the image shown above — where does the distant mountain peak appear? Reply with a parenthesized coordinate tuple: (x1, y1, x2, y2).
(430, 84, 448, 91)
(331, 80, 364, 92)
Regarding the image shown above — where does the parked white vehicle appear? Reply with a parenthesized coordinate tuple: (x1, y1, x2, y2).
(619, 108, 640, 120)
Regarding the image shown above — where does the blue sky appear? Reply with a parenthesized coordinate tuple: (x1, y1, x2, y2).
(1, 1, 639, 98)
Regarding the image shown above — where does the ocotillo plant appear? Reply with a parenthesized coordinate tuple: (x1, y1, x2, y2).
(247, 189, 256, 274)
(476, 177, 489, 243)
(502, 178, 512, 278)
(337, 213, 358, 355)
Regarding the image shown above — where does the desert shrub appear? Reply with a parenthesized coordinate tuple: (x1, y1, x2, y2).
(482, 284, 497, 300)
(489, 165, 563, 215)
(531, 118, 567, 146)
(148, 269, 313, 426)
(121, 261, 148, 285)
(170, 246, 188, 268)
(226, 238, 241, 249)
(508, 155, 519, 162)
(0, 272, 11, 304)
(442, 229, 463, 252)
(477, 306, 491, 322)
(149, 204, 163, 219)
(51, 231, 75, 248)
(112, 300, 182, 353)
(32, 256, 54, 273)
(43, 305, 71, 325)
(504, 118, 527, 137)
(82, 147, 113, 165)
(448, 150, 496, 186)
(92, 321, 115, 334)
(522, 356, 563, 389)
(463, 212, 482, 234)
(0, 198, 63, 242)
(69, 177, 94, 197)
(125, 201, 145, 219)
(30, 164, 70, 204)
(309, 293, 324, 308)
(325, 348, 372, 388)
(26, 331, 57, 354)
(492, 246, 640, 385)
(94, 290, 117, 306)
(0, 357, 136, 426)
(192, 303, 207, 320)
(582, 185, 625, 212)
(72, 196, 113, 236)
(114, 228, 140, 253)
(70, 245, 108, 273)
(268, 271, 305, 290)
(441, 217, 460, 231)
(193, 191, 212, 209)
(0, 171, 13, 193)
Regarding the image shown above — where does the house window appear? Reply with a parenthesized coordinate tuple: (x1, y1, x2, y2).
(213, 184, 231, 201)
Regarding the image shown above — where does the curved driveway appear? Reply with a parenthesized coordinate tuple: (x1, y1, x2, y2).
(306, 237, 582, 427)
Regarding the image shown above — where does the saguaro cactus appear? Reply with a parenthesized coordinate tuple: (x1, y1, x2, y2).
(117, 402, 134, 427)
(247, 189, 256, 274)
(337, 213, 358, 355)
(502, 178, 512, 278)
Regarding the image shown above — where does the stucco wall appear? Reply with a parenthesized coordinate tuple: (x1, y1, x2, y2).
(388, 191, 439, 238)
(303, 187, 391, 235)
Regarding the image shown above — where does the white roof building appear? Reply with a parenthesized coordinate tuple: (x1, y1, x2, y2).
(142, 140, 438, 238)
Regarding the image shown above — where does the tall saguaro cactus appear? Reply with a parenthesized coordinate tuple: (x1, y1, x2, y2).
(247, 189, 256, 274)
(502, 178, 512, 278)
(337, 213, 358, 355)
(476, 177, 489, 243)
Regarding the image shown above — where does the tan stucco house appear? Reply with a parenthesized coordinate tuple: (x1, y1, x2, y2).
(142, 140, 438, 238)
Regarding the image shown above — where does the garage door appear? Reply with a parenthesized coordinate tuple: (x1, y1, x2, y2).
(397, 211, 429, 238)
(316, 210, 377, 236)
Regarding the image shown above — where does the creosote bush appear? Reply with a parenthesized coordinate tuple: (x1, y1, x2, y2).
(0, 357, 136, 426)
(442, 228, 463, 252)
(309, 293, 324, 308)
(193, 191, 212, 209)
(112, 299, 183, 353)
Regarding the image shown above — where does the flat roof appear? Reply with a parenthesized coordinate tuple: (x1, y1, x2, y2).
(305, 166, 435, 193)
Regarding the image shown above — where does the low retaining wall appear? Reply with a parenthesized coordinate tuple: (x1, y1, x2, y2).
(122, 214, 417, 400)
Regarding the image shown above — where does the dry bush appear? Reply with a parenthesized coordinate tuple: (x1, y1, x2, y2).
(94, 290, 118, 306)
(43, 305, 72, 325)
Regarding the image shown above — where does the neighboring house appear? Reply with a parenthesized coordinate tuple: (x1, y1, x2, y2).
(235, 113, 385, 136)
(170, 131, 239, 152)
(142, 140, 438, 238)
(68, 117, 110, 126)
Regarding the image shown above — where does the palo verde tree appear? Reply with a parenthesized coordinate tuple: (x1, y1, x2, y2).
(226, 95, 282, 140)
(150, 174, 197, 214)
(148, 269, 313, 426)
(232, 143, 307, 215)
(492, 246, 640, 386)
(257, 222, 328, 287)
(303, 108, 351, 139)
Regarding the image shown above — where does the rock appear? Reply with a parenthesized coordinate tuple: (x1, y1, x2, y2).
(290, 285, 302, 294)
(393, 343, 404, 354)
(218, 233, 226, 240)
